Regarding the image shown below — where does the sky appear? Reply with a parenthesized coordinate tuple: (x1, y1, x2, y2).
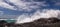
(0, 0, 60, 23)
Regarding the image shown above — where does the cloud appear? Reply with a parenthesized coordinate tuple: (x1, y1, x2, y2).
(0, 15, 19, 21)
(0, 0, 16, 10)
(0, 0, 48, 12)
(55, 2, 60, 6)
(15, 9, 60, 24)
(0, 15, 19, 19)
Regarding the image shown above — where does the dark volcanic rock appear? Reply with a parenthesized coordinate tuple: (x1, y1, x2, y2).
(0, 17, 60, 27)
(17, 17, 60, 27)
(34, 17, 60, 24)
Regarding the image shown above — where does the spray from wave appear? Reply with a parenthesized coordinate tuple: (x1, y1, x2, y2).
(15, 9, 60, 24)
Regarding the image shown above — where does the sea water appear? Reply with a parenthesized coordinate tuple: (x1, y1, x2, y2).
(0, 19, 16, 23)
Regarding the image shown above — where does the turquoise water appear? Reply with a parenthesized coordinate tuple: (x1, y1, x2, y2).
(0, 19, 16, 23)
(3, 19, 16, 23)
(5, 19, 16, 23)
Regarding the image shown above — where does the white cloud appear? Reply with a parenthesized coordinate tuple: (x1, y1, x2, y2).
(9, 0, 47, 11)
(0, 15, 19, 19)
(0, 0, 48, 12)
(15, 9, 60, 24)
(55, 2, 60, 6)
(0, 0, 16, 10)
(0, 15, 19, 21)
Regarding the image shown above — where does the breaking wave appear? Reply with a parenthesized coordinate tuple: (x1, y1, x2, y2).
(16, 9, 60, 24)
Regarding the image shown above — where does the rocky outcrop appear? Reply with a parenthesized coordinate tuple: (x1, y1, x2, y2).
(0, 17, 60, 27)
(17, 17, 60, 27)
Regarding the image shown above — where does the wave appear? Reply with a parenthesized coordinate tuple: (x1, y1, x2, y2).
(16, 9, 60, 24)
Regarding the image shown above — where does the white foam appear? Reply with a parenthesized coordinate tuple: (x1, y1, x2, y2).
(15, 9, 60, 24)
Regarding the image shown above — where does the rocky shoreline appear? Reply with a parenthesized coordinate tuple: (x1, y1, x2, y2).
(0, 17, 60, 27)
